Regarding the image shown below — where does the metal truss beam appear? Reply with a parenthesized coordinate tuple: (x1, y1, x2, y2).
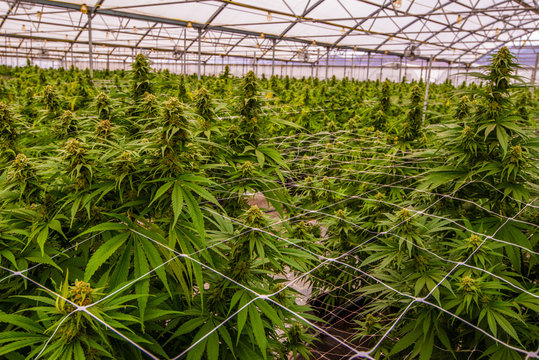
(373, 0, 455, 51)
(509, 0, 539, 15)
(0, 0, 20, 31)
(7, 0, 537, 67)
(61, 0, 105, 61)
(29, 0, 455, 63)
(423, 1, 526, 60)
(457, 22, 538, 64)
(0, 32, 299, 64)
(183, 2, 228, 54)
(261, 0, 324, 59)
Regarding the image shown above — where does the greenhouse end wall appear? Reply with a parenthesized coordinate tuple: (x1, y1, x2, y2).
(2, 56, 538, 86)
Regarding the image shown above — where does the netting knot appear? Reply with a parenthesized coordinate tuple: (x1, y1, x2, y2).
(349, 351, 370, 359)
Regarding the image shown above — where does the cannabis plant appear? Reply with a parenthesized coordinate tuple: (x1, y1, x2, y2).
(131, 53, 153, 99)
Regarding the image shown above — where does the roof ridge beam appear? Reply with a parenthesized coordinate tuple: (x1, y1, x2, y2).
(30, 0, 458, 63)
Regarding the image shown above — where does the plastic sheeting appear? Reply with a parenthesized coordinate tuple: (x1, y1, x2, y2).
(0, 0, 537, 67)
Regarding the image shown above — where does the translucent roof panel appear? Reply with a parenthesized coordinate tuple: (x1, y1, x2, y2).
(0, 0, 536, 65)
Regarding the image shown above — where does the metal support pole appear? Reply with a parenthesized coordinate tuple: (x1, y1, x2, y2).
(29, 29, 32, 66)
(253, 51, 256, 75)
(316, 48, 320, 78)
(403, 56, 407, 82)
(88, 11, 93, 78)
(398, 56, 403, 81)
(379, 55, 383, 81)
(366, 53, 371, 80)
(422, 57, 433, 123)
(351, 51, 354, 79)
(106, 53, 110, 70)
(325, 47, 330, 79)
(531, 53, 539, 87)
(183, 28, 187, 74)
(4, 37, 7, 69)
(343, 50, 347, 79)
(197, 28, 201, 80)
(271, 38, 276, 77)
(289, 61, 292, 78)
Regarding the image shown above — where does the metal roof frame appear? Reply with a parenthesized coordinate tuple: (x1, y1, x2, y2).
(0, 0, 537, 67)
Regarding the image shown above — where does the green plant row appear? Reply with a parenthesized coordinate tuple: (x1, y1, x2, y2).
(0, 48, 537, 360)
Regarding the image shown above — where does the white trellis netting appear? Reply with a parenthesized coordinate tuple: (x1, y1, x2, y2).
(1, 129, 537, 359)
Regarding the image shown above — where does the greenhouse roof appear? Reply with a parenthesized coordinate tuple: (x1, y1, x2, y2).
(0, 0, 538, 66)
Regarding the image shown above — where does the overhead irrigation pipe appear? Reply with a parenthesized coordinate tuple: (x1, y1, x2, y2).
(422, 56, 433, 123)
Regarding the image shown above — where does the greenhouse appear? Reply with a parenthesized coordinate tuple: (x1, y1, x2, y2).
(0, 0, 538, 359)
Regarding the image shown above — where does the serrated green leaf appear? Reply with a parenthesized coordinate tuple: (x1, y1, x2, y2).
(255, 149, 265, 167)
(80, 222, 128, 236)
(496, 126, 509, 155)
(249, 304, 267, 358)
(183, 189, 204, 238)
(206, 326, 220, 360)
(172, 181, 184, 227)
(36, 226, 48, 256)
(151, 181, 174, 206)
(84, 233, 129, 281)
(138, 235, 171, 296)
(134, 239, 150, 326)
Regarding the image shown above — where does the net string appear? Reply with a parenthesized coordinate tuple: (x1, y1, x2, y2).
(204, 186, 538, 358)
(284, 183, 539, 255)
(208, 175, 539, 257)
(208, 173, 538, 230)
(5, 190, 536, 359)
(95, 173, 427, 357)
(14, 170, 411, 359)
(275, 170, 539, 229)
(0, 265, 161, 360)
(1, 144, 536, 359)
(0, 231, 104, 283)
(277, 140, 445, 161)
(3, 184, 536, 358)
(207, 184, 539, 298)
(352, 202, 535, 359)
